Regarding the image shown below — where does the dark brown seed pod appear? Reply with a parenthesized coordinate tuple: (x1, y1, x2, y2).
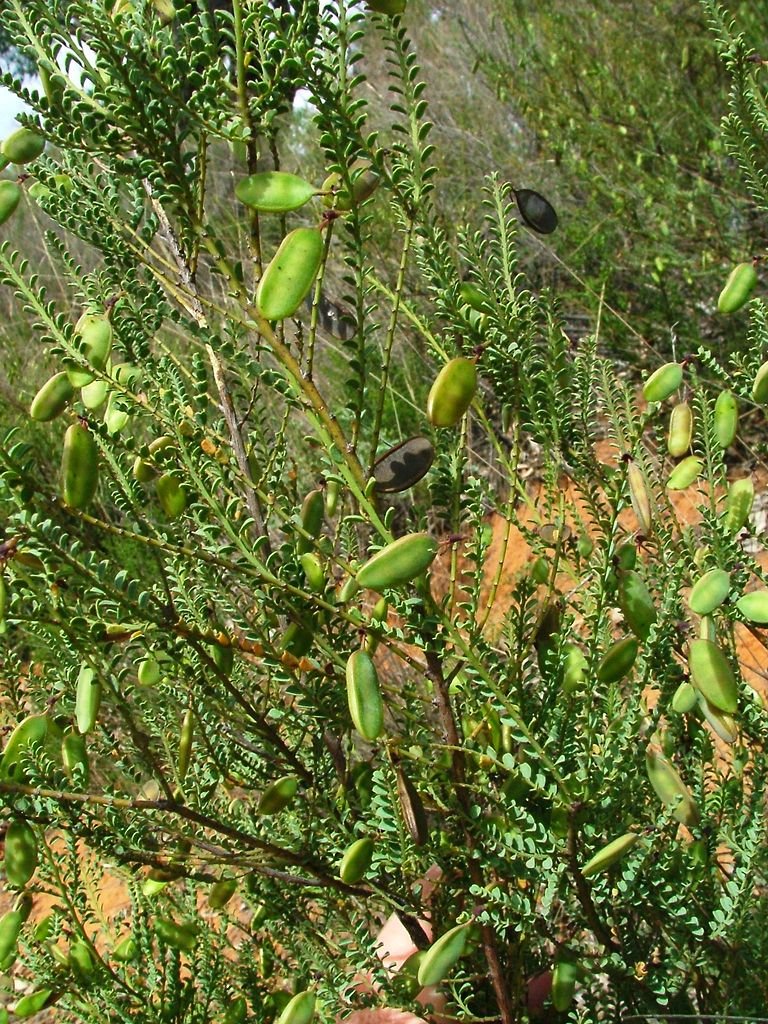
(372, 436, 434, 493)
(514, 188, 558, 234)
(396, 768, 428, 846)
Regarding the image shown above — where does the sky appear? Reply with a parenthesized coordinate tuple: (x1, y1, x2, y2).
(0, 85, 34, 137)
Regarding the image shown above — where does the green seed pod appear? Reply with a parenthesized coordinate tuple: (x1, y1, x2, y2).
(618, 570, 657, 641)
(551, 956, 580, 1012)
(154, 917, 199, 952)
(156, 474, 187, 518)
(30, 372, 75, 422)
(177, 709, 194, 780)
(645, 746, 699, 826)
(68, 939, 94, 976)
(338, 837, 375, 884)
(66, 314, 114, 386)
(642, 362, 683, 403)
(256, 227, 324, 321)
(615, 541, 637, 570)
(27, 180, 49, 202)
(235, 171, 316, 213)
(2, 127, 45, 164)
(4, 820, 38, 888)
(0, 180, 21, 224)
(395, 768, 428, 846)
(530, 557, 549, 584)
(366, 0, 406, 13)
(81, 377, 108, 411)
(212, 642, 234, 676)
(688, 638, 738, 714)
(627, 462, 653, 534)
(75, 663, 102, 734)
(297, 487, 324, 553)
(207, 877, 237, 910)
(356, 533, 438, 592)
(372, 436, 434, 493)
(223, 996, 248, 1024)
(736, 590, 768, 623)
(688, 568, 730, 616)
(137, 655, 161, 686)
(581, 832, 639, 878)
(337, 575, 360, 604)
(666, 455, 702, 491)
(427, 357, 478, 427)
(13, 989, 56, 1019)
(417, 922, 471, 987)
(300, 552, 326, 593)
(698, 694, 738, 744)
(62, 728, 90, 786)
(724, 477, 754, 534)
(596, 636, 639, 684)
(325, 479, 340, 517)
(277, 991, 316, 1024)
(752, 360, 768, 404)
(671, 681, 697, 714)
(667, 402, 693, 457)
(514, 187, 558, 234)
(280, 622, 314, 657)
(718, 261, 758, 314)
(257, 775, 299, 815)
(0, 714, 48, 780)
(62, 422, 99, 509)
(322, 158, 380, 210)
(562, 643, 588, 694)
(0, 910, 23, 962)
(459, 281, 493, 314)
(112, 935, 138, 962)
(104, 392, 130, 434)
(713, 390, 738, 448)
(346, 650, 384, 741)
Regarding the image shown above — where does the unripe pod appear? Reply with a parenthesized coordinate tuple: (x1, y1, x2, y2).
(257, 775, 298, 814)
(427, 357, 477, 427)
(667, 402, 693, 457)
(62, 728, 89, 786)
(688, 568, 730, 616)
(0, 909, 23, 962)
(666, 455, 702, 491)
(718, 261, 757, 314)
(4, 820, 38, 887)
(75, 663, 102, 734)
(562, 643, 587, 693)
(236, 171, 316, 212)
(597, 636, 638, 683)
(724, 476, 753, 534)
(459, 282, 493, 313)
(618, 570, 656, 641)
(0, 180, 21, 224)
(112, 935, 138, 962)
(177, 709, 194, 780)
(551, 956, 580, 1011)
(417, 921, 471, 987)
(1, 127, 45, 164)
(736, 589, 768, 623)
(138, 655, 161, 686)
(752, 360, 768, 404)
(62, 422, 99, 509)
(698, 694, 738, 744)
(356, 533, 438, 592)
(156, 474, 187, 518)
(13, 989, 57, 1018)
(346, 650, 384, 741)
(714, 390, 738, 448)
(300, 552, 326, 593)
(627, 462, 653, 534)
(280, 622, 313, 657)
(224, 996, 248, 1024)
(365, 0, 406, 15)
(643, 362, 682, 403)
(68, 939, 94, 976)
(530, 557, 549, 584)
(645, 746, 699, 826)
(688, 638, 738, 713)
(322, 158, 380, 210)
(81, 377, 108, 411)
(66, 314, 114, 386)
(212, 642, 234, 676)
(277, 991, 316, 1024)
(671, 681, 697, 714)
(338, 837, 375, 884)
(325, 478, 340, 517)
(580, 832, 639, 878)
(207, 877, 237, 910)
(615, 541, 637, 570)
(154, 916, 199, 952)
(297, 487, 324, 553)
(30, 372, 75, 422)
(0, 714, 48, 780)
(104, 392, 130, 434)
(256, 227, 324, 321)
